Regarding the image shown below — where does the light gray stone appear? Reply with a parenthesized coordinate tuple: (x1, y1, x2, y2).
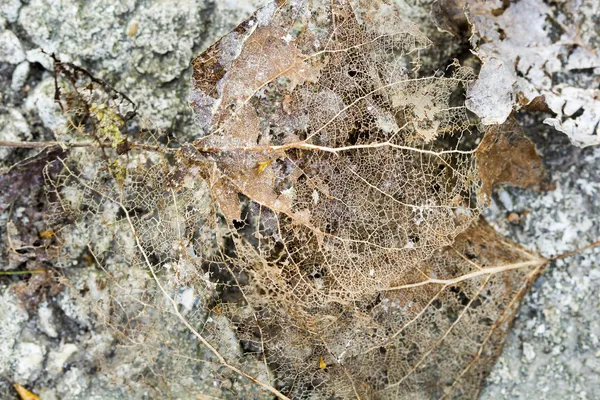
(0, 107, 31, 161)
(0, 30, 25, 64)
(0, 0, 21, 23)
(10, 61, 29, 92)
(13, 342, 46, 383)
(25, 77, 65, 132)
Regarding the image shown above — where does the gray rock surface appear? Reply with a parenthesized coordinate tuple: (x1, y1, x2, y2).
(481, 120, 600, 400)
(4, 0, 268, 134)
(0, 30, 25, 64)
(0, 1, 269, 398)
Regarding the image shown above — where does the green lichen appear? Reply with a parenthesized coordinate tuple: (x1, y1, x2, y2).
(90, 103, 125, 147)
(108, 160, 127, 185)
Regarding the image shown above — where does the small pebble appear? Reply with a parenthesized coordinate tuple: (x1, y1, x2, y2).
(128, 22, 139, 37)
(507, 212, 520, 225)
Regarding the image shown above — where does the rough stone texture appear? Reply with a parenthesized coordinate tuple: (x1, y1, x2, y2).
(0, 290, 29, 378)
(0, 30, 25, 64)
(0, 107, 31, 162)
(481, 118, 600, 400)
(0, 0, 598, 399)
(3, 0, 268, 135)
(0, 1, 269, 398)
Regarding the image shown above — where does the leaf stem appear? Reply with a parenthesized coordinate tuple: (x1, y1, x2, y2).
(0, 269, 47, 276)
(551, 238, 600, 261)
(0, 140, 172, 153)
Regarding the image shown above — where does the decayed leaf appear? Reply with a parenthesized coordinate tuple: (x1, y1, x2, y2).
(430, 0, 469, 37)
(463, 0, 600, 146)
(33, 1, 557, 398)
(182, 1, 547, 398)
(225, 217, 548, 399)
(371, 219, 546, 399)
(476, 119, 547, 200)
(0, 146, 66, 213)
(13, 383, 41, 400)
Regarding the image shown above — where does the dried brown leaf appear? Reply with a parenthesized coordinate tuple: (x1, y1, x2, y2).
(24, 1, 559, 399)
(476, 119, 547, 200)
(184, 1, 547, 398)
(0, 146, 65, 213)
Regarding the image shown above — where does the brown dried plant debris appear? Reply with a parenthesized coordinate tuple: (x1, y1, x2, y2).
(0, 1, 586, 399)
(183, 1, 548, 398)
(476, 118, 548, 200)
(1, 146, 65, 274)
(13, 383, 41, 400)
(0, 146, 66, 214)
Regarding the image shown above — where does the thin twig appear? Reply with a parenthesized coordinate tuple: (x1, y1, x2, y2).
(0, 140, 172, 153)
(57, 159, 291, 400)
(551, 239, 600, 261)
(0, 140, 66, 149)
(0, 269, 47, 276)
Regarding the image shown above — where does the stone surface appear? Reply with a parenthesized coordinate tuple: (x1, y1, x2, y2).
(481, 118, 600, 399)
(11, 0, 269, 134)
(0, 107, 31, 163)
(0, 30, 25, 64)
(10, 61, 29, 92)
(13, 342, 46, 383)
(0, 290, 29, 378)
(0, 1, 269, 398)
(0, 0, 21, 23)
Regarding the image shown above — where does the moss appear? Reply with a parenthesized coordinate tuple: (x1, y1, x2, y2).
(89, 103, 124, 148)
(108, 160, 127, 185)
